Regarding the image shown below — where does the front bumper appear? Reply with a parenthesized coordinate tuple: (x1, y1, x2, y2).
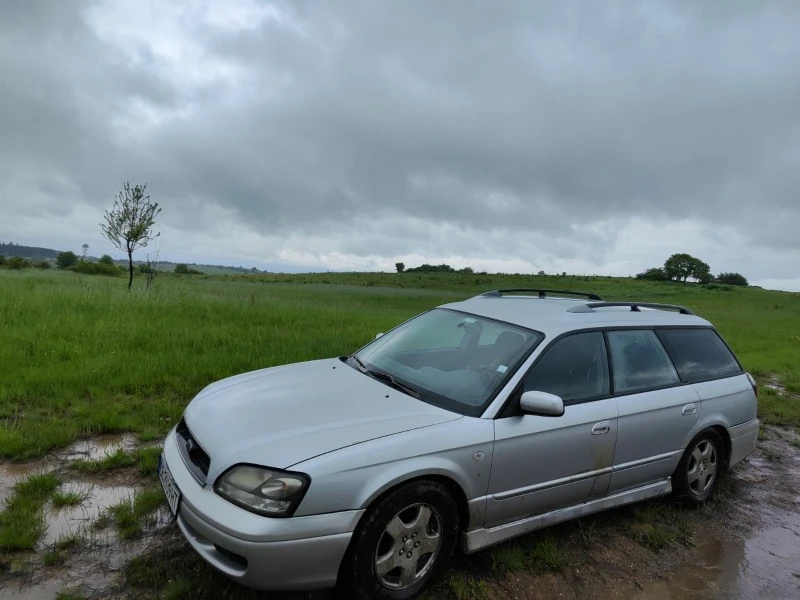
(728, 418, 759, 468)
(162, 428, 364, 591)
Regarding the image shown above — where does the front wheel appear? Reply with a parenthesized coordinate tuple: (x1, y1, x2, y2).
(340, 480, 459, 599)
(672, 429, 724, 506)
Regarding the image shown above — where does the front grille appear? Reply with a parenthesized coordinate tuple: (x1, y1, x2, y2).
(176, 418, 211, 485)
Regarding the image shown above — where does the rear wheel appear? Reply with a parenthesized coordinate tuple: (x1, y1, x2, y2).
(340, 480, 458, 599)
(673, 429, 724, 506)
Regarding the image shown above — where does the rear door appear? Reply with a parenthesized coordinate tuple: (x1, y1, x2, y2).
(656, 328, 755, 425)
(606, 329, 701, 495)
(486, 332, 618, 528)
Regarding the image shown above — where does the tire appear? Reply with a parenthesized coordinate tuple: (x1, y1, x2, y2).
(672, 429, 724, 507)
(339, 480, 459, 600)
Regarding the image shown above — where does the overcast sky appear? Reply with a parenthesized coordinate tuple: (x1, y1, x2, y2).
(1, 1, 799, 289)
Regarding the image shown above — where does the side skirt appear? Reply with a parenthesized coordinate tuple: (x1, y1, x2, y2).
(461, 478, 672, 554)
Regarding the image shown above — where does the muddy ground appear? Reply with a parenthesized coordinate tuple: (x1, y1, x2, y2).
(1, 428, 798, 600)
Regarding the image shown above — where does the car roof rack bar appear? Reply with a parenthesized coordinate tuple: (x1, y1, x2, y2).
(481, 289, 603, 301)
(567, 301, 694, 315)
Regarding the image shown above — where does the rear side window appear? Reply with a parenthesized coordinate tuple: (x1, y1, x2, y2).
(656, 328, 742, 382)
(523, 332, 610, 403)
(607, 330, 680, 394)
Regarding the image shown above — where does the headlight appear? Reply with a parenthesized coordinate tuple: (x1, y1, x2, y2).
(214, 465, 310, 517)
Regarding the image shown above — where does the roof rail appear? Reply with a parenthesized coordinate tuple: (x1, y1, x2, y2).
(481, 289, 603, 301)
(567, 302, 694, 315)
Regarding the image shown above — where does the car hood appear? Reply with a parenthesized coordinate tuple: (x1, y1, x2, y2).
(183, 358, 461, 480)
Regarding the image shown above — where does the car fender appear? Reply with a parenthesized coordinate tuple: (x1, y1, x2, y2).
(290, 416, 494, 530)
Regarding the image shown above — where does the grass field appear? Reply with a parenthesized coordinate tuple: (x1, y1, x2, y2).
(1, 268, 799, 459)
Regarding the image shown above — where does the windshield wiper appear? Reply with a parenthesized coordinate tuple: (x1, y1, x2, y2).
(367, 370, 422, 399)
(350, 354, 368, 372)
(349, 355, 421, 399)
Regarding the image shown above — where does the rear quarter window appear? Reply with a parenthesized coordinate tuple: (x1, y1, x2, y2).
(656, 328, 742, 382)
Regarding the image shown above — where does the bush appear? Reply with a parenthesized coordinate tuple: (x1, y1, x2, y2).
(636, 267, 668, 281)
(6, 256, 31, 270)
(35, 261, 51, 269)
(69, 261, 123, 276)
(99, 254, 115, 266)
(715, 272, 748, 286)
(0, 255, 5, 266)
(174, 263, 202, 275)
(405, 263, 456, 273)
(56, 251, 78, 270)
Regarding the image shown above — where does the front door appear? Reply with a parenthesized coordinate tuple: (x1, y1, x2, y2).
(485, 332, 618, 528)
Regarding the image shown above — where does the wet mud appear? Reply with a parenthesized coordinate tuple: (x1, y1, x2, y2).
(2, 429, 800, 599)
(632, 426, 800, 600)
(0, 435, 165, 600)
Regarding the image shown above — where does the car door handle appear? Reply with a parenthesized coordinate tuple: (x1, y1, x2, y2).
(681, 403, 697, 416)
(591, 421, 611, 435)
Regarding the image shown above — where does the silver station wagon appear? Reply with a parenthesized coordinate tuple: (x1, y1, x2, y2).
(158, 289, 759, 599)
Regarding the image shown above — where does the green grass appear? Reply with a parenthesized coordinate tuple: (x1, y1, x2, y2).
(124, 538, 267, 600)
(628, 501, 693, 549)
(0, 269, 798, 460)
(490, 542, 527, 573)
(71, 445, 162, 476)
(0, 473, 60, 551)
(136, 446, 163, 476)
(639, 524, 673, 548)
(55, 592, 86, 600)
(106, 487, 165, 538)
(161, 577, 194, 600)
(577, 519, 600, 548)
(524, 536, 568, 571)
(51, 488, 91, 508)
(42, 533, 83, 567)
(758, 390, 800, 428)
(71, 448, 136, 472)
(445, 574, 490, 600)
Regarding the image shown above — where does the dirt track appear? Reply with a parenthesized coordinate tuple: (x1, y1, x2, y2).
(1, 427, 799, 600)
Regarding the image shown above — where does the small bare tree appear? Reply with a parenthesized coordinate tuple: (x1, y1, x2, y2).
(101, 182, 161, 290)
(143, 239, 163, 291)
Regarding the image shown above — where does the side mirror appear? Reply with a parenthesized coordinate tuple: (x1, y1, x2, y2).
(520, 390, 564, 417)
(375, 333, 384, 339)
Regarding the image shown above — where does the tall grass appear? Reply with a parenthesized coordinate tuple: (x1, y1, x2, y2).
(1, 269, 798, 459)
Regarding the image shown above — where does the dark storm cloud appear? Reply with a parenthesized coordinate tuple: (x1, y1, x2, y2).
(1, 0, 799, 281)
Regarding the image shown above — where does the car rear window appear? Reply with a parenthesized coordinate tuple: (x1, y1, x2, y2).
(607, 330, 681, 394)
(656, 328, 742, 382)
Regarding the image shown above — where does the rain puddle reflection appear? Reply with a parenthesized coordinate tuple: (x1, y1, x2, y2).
(40, 482, 137, 548)
(635, 509, 800, 599)
(59, 433, 138, 462)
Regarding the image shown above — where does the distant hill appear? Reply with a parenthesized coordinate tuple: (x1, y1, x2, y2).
(1, 241, 274, 275)
(0, 242, 61, 259)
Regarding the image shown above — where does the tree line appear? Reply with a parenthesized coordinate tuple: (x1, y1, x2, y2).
(636, 253, 748, 286)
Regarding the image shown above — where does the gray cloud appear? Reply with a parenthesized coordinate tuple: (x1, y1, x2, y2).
(1, 0, 799, 287)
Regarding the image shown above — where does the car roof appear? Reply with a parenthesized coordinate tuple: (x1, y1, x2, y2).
(439, 293, 713, 338)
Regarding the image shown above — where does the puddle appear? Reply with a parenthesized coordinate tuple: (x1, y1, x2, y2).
(39, 483, 137, 548)
(0, 461, 58, 506)
(763, 377, 800, 400)
(59, 433, 138, 462)
(634, 442, 800, 600)
(0, 582, 63, 600)
(635, 513, 800, 599)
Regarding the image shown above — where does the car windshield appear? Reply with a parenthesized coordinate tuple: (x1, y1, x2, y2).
(351, 308, 542, 416)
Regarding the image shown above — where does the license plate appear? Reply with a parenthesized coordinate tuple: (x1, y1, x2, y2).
(158, 455, 181, 518)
